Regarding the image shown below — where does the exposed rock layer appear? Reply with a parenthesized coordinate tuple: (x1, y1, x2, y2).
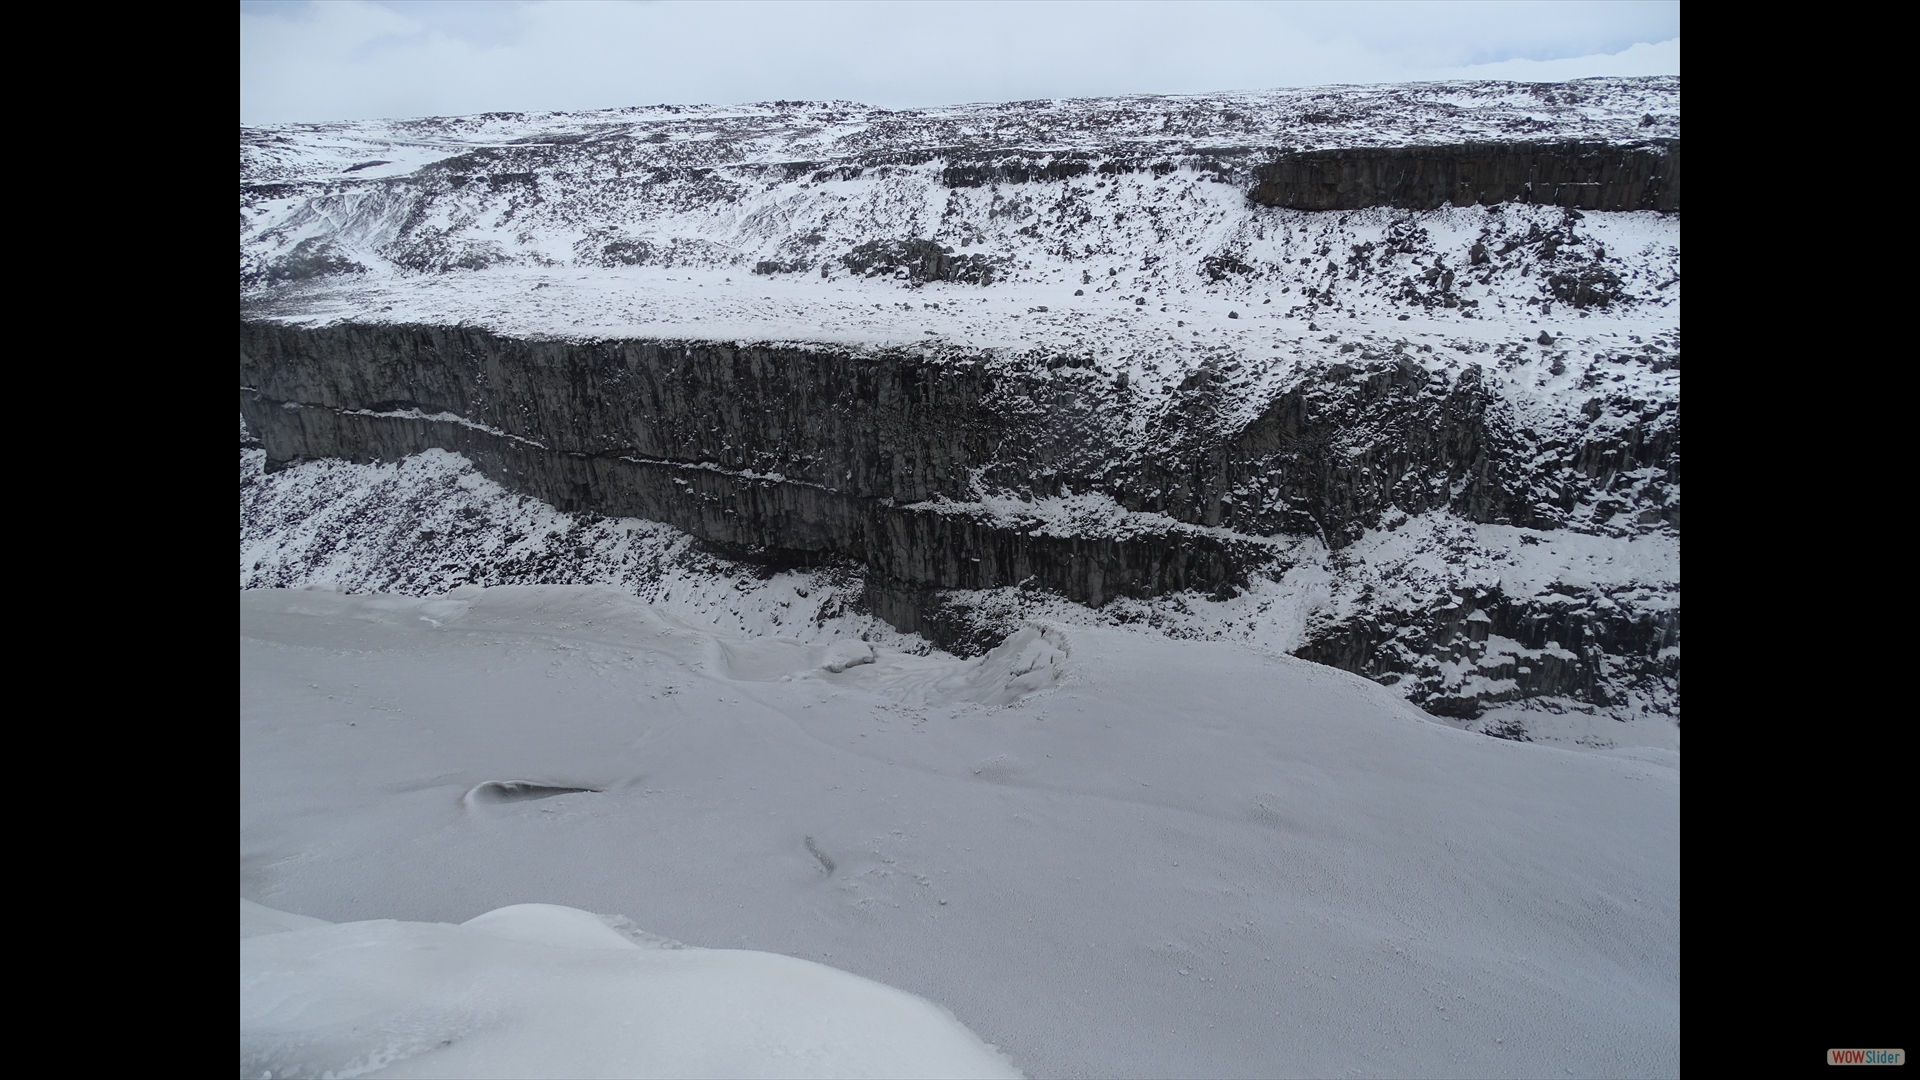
(1249, 141, 1679, 212)
(241, 321, 1679, 549)
(240, 322, 1264, 633)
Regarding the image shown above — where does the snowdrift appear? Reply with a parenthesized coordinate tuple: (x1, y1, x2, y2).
(241, 899, 1019, 1079)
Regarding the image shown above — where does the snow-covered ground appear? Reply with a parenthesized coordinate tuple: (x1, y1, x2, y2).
(242, 899, 1020, 1079)
(243, 446, 1677, 750)
(241, 584, 1678, 1078)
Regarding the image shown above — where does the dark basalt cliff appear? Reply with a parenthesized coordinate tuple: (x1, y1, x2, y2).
(241, 318, 1676, 720)
(239, 322, 1261, 631)
(1249, 141, 1679, 212)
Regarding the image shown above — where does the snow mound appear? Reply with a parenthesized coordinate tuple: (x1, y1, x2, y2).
(463, 903, 647, 951)
(931, 625, 1069, 706)
(816, 623, 1069, 707)
(239, 899, 1022, 1080)
(820, 640, 876, 673)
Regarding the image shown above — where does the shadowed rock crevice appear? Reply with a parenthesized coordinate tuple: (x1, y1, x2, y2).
(464, 781, 600, 806)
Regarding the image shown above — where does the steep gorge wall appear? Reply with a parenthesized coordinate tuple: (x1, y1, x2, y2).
(238, 321, 998, 504)
(241, 319, 1674, 718)
(240, 321, 1261, 633)
(243, 319, 1673, 556)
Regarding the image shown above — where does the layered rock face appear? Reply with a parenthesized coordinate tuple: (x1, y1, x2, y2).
(1248, 141, 1679, 212)
(240, 78, 1679, 737)
(240, 323, 1264, 630)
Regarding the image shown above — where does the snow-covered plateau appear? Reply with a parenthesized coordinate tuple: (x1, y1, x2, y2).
(240, 78, 1678, 1077)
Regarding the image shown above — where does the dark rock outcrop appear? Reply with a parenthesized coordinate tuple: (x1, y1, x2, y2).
(239, 322, 999, 506)
(1118, 359, 1536, 543)
(239, 322, 1261, 633)
(1248, 141, 1679, 212)
(841, 238, 1001, 284)
(1295, 584, 1680, 719)
(1103, 355, 1677, 546)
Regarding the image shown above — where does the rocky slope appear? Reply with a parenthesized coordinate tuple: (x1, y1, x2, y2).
(240, 77, 1679, 745)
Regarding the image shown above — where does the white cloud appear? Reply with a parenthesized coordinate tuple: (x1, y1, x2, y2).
(239, 0, 1680, 125)
(1426, 38, 1680, 82)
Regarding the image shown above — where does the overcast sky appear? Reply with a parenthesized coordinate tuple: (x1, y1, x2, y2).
(240, 0, 1679, 126)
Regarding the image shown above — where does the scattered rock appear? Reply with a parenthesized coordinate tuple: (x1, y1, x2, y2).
(842, 238, 999, 285)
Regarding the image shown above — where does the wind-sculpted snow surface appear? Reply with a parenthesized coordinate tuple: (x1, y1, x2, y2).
(241, 585, 1679, 1077)
(240, 900, 1021, 1079)
(240, 77, 1677, 734)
